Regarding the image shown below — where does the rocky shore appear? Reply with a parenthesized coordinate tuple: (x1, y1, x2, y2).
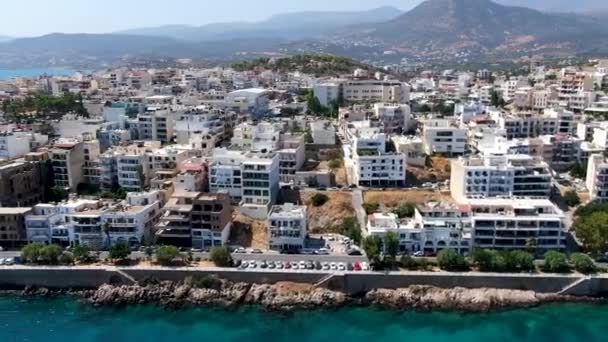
(9, 276, 601, 312)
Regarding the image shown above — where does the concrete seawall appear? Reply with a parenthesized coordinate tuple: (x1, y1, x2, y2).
(2, 266, 608, 297)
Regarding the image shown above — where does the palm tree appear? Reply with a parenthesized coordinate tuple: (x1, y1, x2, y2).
(102, 221, 112, 249)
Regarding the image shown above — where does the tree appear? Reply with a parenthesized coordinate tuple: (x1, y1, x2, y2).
(472, 249, 494, 272)
(338, 217, 362, 245)
(525, 238, 537, 255)
(39, 245, 62, 265)
(72, 245, 91, 263)
(156, 246, 181, 266)
(394, 203, 416, 218)
(543, 251, 570, 273)
(362, 235, 382, 266)
(570, 253, 596, 274)
(109, 242, 131, 261)
(563, 190, 581, 208)
(209, 246, 233, 267)
(573, 211, 608, 256)
(510, 250, 535, 272)
(569, 163, 587, 179)
(102, 221, 112, 248)
(311, 193, 329, 207)
(48, 186, 68, 202)
(21, 243, 44, 264)
(385, 232, 400, 262)
(328, 159, 342, 171)
(144, 246, 155, 260)
(362, 202, 380, 215)
(437, 249, 468, 271)
(490, 90, 506, 108)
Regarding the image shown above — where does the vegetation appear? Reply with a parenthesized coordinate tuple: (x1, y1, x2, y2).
(58, 252, 75, 265)
(21, 243, 71, 265)
(569, 163, 587, 179)
(437, 249, 469, 271)
(362, 202, 380, 215)
(471, 249, 535, 273)
(155, 246, 181, 266)
(362, 235, 383, 266)
(1, 92, 88, 122)
(338, 217, 362, 245)
(72, 245, 91, 263)
(542, 251, 570, 273)
(328, 159, 342, 171)
(100, 187, 127, 201)
(209, 246, 233, 267)
(570, 253, 596, 274)
(563, 190, 581, 208)
(384, 232, 400, 264)
(76, 183, 100, 197)
(490, 90, 506, 108)
(573, 210, 608, 256)
(21, 243, 45, 264)
(394, 203, 416, 219)
(109, 242, 131, 261)
(310, 193, 329, 207)
(232, 54, 377, 76)
(47, 186, 69, 202)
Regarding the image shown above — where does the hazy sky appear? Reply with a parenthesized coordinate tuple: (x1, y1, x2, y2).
(0, 0, 419, 37)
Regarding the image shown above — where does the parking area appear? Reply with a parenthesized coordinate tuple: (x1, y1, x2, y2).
(235, 259, 370, 272)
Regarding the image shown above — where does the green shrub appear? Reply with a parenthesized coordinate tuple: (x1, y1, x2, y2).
(109, 242, 131, 261)
(543, 251, 570, 273)
(570, 253, 596, 274)
(156, 245, 180, 266)
(362, 202, 380, 215)
(21, 243, 44, 264)
(72, 245, 91, 263)
(394, 203, 416, 218)
(209, 246, 232, 267)
(58, 252, 74, 265)
(39, 245, 62, 264)
(399, 255, 420, 270)
(437, 249, 468, 271)
(564, 190, 581, 208)
(311, 193, 329, 207)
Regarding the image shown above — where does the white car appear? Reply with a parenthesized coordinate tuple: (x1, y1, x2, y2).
(413, 251, 424, 257)
(4, 258, 14, 266)
(290, 261, 299, 270)
(298, 261, 307, 269)
(330, 262, 338, 270)
(248, 261, 257, 269)
(322, 262, 330, 271)
(338, 263, 346, 271)
(361, 262, 370, 271)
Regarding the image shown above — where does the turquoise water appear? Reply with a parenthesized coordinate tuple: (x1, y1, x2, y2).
(0, 296, 607, 342)
(0, 68, 78, 80)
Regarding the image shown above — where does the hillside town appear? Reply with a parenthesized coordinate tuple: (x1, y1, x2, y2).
(1, 55, 608, 273)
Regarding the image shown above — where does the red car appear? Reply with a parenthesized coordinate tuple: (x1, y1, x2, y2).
(353, 262, 362, 271)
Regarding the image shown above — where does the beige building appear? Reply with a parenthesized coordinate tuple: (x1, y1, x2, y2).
(0, 208, 32, 248)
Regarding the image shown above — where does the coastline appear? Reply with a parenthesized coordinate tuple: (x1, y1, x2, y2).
(4, 277, 605, 313)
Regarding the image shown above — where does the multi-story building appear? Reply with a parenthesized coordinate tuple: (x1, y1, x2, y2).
(0, 131, 32, 160)
(208, 148, 246, 199)
(155, 192, 232, 248)
(240, 151, 280, 219)
(450, 154, 552, 202)
(267, 203, 307, 252)
(469, 198, 566, 253)
(231, 121, 282, 152)
(136, 107, 175, 144)
(174, 106, 225, 156)
(421, 119, 468, 156)
(50, 138, 86, 190)
(278, 133, 305, 183)
(0, 157, 48, 207)
(373, 103, 412, 134)
(225, 88, 270, 118)
(100, 141, 161, 191)
(0, 208, 32, 248)
(343, 80, 410, 104)
(586, 154, 608, 203)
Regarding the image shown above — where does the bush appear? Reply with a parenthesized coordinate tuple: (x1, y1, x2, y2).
(362, 202, 380, 215)
(400, 255, 427, 270)
(58, 252, 75, 265)
(564, 190, 581, 208)
(21, 243, 44, 264)
(472, 249, 494, 272)
(109, 242, 131, 261)
(156, 245, 180, 266)
(510, 250, 535, 272)
(328, 159, 342, 170)
(209, 246, 232, 267)
(543, 251, 570, 273)
(338, 217, 361, 245)
(394, 203, 416, 218)
(570, 253, 596, 274)
(437, 249, 468, 271)
(39, 245, 62, 264)
(72, 245, 91, 263)
(472, 249, 535, 273)
(311, 193, 329, 207)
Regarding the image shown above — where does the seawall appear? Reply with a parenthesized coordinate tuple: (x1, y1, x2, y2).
(2, 266, 608, 297)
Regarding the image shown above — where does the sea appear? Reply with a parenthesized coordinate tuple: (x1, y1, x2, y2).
(0, 296, 607, 342)
(0, 68, 79, 80)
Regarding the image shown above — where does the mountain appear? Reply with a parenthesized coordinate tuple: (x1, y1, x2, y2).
(496, 0, 608, 12)
(337, 0, 608, 58)
(118, 7, 403, 41)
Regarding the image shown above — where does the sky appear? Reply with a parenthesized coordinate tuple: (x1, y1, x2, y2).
(0, 0, 419, 37)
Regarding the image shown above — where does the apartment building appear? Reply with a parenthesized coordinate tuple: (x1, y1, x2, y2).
(267, 203, 307, 252)
(373, 103, 412, 134)
(313, 82, 341, 107)
(343, 80, 410, 103)
(208, 148, 246, 199)
(0, 158, 48, 207)
(155, 192, 232, 248)
(100, 141, 161, 191)
(224, 88, 269, 118)
(81, 135, 102, 186)
(278, 133, 305, 183)
(136, 107, 175, 144)
(240, 151, 280, 219)
(175, 106, 225, 156)
(345, 121, 407, 187)
(587, 154, 608, 203)
(450, 154, 552, 202)
(0, 131, 33, 160)
(0, 208, 32, 248)
(231, 121, 283, 152)
(469, 198, 566, 252)
(421, 119, 468, 156)
(50, 138, 86, 190)
(101, 191, 163, 246)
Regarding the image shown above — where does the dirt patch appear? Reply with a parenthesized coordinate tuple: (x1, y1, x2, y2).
(316, 160, 347, 186)
(274, 282, 314, 294)
(229, 210, 269, 249)
(302, 191, 354, 234)
(364, 190, 449, 208)
(407, 157, 451, 186)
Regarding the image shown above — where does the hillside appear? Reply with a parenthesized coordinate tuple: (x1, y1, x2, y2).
(339, 0, 608, 58)
(232, 54, 378, 76)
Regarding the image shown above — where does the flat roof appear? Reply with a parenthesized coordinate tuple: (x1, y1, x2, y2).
(0, 208, 32, 215)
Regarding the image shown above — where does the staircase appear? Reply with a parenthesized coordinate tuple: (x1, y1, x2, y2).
(314, 273, 336, 288)
(558, 276, 591, 296)
(114, 268, 138, 285)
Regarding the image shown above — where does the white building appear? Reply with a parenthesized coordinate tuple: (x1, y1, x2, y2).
(267, 203, 307, 252)
(50, 138, 86, 190)
(373, 103, 412, 134)
(136, 107, 175, 144)
(240, 151, 280, 219)
(225, 88, 270, 118)
(421, 119, 468, 156)
(310, 120, 336, 145)
(0, 131, 33, 160)
(174, 106, 225, 156)
(313, 82, 340, 107)
(587, 154, 608, 203)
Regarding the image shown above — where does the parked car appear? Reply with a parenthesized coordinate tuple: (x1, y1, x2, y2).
(275, 261, 284, 269)
(413, 251, 424, 257)
(251, 249, 263, 254)
(259, 261, 268, 269)
(330, 262, 338, 270)
(338, 263, 347, 271)
(238, 261, 248, 269)
(315, 248, 330, 255)
(248, 261, 257, 269)
(268, 262, 276, 269)
(315, 261, 323, 270)
(284, 262, 292, 269)
(347, 249, 362, 256)
(353, 262, 362, 271)
(361, 262, 370, 271)
(299, 261, 307, 269)
(291, 261, 299, 270)
(233, 247, 246, 254)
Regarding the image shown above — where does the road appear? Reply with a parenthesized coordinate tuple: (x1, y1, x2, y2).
(351, 189, 367, 232)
